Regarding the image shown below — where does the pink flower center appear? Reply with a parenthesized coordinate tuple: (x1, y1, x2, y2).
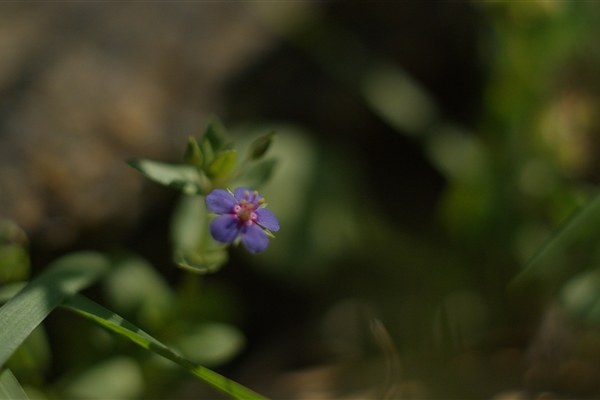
(233, 203, 257, 226)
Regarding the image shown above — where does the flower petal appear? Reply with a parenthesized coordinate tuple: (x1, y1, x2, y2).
(234, 187, 262, 205)
(206, 189, 237, 214)
(256, 208, 280, 232)
(210, 214, 241, 244)
(241, 224, 269, 253)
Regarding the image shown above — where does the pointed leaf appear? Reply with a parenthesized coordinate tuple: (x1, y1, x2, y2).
(247, 132, 276, 161)
(184, 137, 203, 168)
(127, 159, 204, 195)
(200, 137, 216, 168)
(203, 116, 228, 153)
(207, 150, 237, 180)
(0, 252, 110, 368)
(61, 294, 266, 400)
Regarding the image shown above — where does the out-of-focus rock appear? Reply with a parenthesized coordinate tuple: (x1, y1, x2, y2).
(0, 3, 278, 247)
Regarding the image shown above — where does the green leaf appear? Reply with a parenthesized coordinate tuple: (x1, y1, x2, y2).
(103, 255, 174, 330)
(170, 195, 229, 274)
(0, 252, 110, 368)
(184, 136, 204, 168)
(173, 249, 228, 275)
(127, 159, 205, 195)
(62, 294, 266, 400)
(176, 323, 245, 367)
(233, 159, 278, 190)
(63, 356, 143, 400)
(207, 150, 237, 180)
(510, 190, 600, 298)
(200, 137, 216, 169)
(170, 195, 207, 252)
(247, 132, 276, 161)
(203, 116, 228, 153)
(0, 368, 28, 400)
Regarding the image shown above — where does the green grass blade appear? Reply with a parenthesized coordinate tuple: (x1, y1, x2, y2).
(0, 252, 110, 368)
(510, 191, 600, 297)
(0, 368, 29, 400)
(62, 294, 267, 400)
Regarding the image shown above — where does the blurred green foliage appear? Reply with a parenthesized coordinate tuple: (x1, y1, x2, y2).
(240, 2, 600, 397)
(5, 2, 600, 399)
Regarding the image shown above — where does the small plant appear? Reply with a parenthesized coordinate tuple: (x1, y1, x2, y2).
(0, 118, 278, 399)
(127, 116, 279, 273)
(206, 187, 279, 253)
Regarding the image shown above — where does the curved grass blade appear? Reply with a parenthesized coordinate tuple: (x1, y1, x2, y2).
(510, 191, 600, 298)
(0, 252, 110, 368)
(62, 294, 267, 400)
(0, 368, 28, 400)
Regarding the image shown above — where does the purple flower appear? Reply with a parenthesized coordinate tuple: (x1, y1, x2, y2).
(206, 187, 280, 253)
